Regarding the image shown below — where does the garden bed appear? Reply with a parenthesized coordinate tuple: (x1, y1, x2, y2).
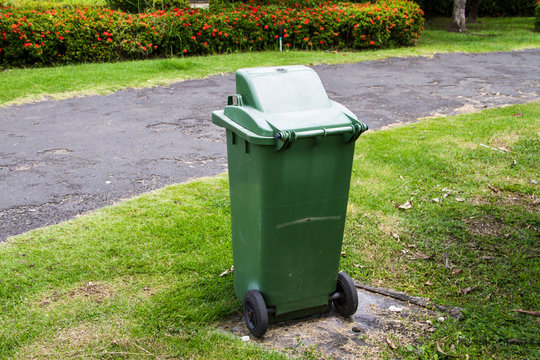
(0, 0, 424, 67)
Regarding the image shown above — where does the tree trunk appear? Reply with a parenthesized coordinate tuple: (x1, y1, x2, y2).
(468, 0, 480, 23)
(449, 0, 467, 33)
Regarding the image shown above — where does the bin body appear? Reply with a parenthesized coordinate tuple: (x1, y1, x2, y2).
(212, 65, 366, 318)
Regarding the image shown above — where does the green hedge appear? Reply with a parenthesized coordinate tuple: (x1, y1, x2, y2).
(415, 0, 536, 17)
(0, 0, 424, 68)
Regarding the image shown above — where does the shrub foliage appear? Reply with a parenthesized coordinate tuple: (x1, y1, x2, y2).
(0, 0, 424, 68)
(105, 0, 190, 13)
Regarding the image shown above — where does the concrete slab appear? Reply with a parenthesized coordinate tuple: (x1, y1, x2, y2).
(220, 284, 458, 359)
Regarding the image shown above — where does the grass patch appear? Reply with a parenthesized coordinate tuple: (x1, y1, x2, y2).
(1, 103, 538, 359)
(1, 17, 539, 107)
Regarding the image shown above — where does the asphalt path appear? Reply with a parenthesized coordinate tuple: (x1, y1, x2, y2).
(1, 49, 539, 241)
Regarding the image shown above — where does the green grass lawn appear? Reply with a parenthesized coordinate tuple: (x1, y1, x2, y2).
(1, 103, 538, 359)
(1, 17, 539, 107)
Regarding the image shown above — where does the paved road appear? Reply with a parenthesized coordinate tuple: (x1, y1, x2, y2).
(1, 50, 539, 240)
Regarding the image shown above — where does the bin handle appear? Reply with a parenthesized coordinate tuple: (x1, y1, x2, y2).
(273, 122, 368, 151)
(227, 94, 243, 107)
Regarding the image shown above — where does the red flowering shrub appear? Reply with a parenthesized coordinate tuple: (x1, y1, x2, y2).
(0, 0, 424, 68)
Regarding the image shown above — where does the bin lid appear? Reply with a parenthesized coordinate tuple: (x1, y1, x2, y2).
(236, 65, 331, 113)
(212, 65, 367, 146)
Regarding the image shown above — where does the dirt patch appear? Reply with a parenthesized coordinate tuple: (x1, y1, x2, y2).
(13, 318, 147, 360)
(466, 215, 505, 237)
(487, 134, 520, 151)
(34, 277, 167, 311)
(471, 191, 540, 213)
(37, 282, 115, 309)
(499, 192, 540, 212)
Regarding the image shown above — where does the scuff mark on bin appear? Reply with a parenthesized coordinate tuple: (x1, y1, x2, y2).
(276, 216, 341, 230)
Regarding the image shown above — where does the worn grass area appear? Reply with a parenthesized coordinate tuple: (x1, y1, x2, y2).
(1, 17, 539, 106)
(1, 103, 538, 359)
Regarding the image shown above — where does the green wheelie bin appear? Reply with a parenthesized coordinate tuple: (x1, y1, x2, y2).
(212, 65, 368, 337)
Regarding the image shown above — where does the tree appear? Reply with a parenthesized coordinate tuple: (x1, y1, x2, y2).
(468, 0, 480, 23)
(449, 0, 467, 32)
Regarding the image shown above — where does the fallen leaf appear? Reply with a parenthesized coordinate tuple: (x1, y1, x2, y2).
(513, 113, 523, 117)
(451, 268, 462, 275)
(455, 197, 464, 202)
(514, 309, 540, 316)
(389, 305, 404, 312)
(420, 323, 435, 332)
(386, 335, 397, 350)
(354, 264, 366, 268)
(458, 286, 477, 295)
(404, 243, 417, 249)
(392, 232, 400, 240)
(487, 183, 500, 193)
(432, 198, 440, 203)
(397, 199, 413, 210)
(219, 266, 234, 277)
(341, 251, 347, 257)
(437, 338, 459, 358)
(409, 251, 433, 260)
(425, 280, 434, 286)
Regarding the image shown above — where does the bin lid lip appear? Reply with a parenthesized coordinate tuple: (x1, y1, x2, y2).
(236, 64, 310, 75)
(217, 100, 358, 138)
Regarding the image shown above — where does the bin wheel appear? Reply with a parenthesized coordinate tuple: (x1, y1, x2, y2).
(333, 272, 358, 317)
(243, 290, 269, 337)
